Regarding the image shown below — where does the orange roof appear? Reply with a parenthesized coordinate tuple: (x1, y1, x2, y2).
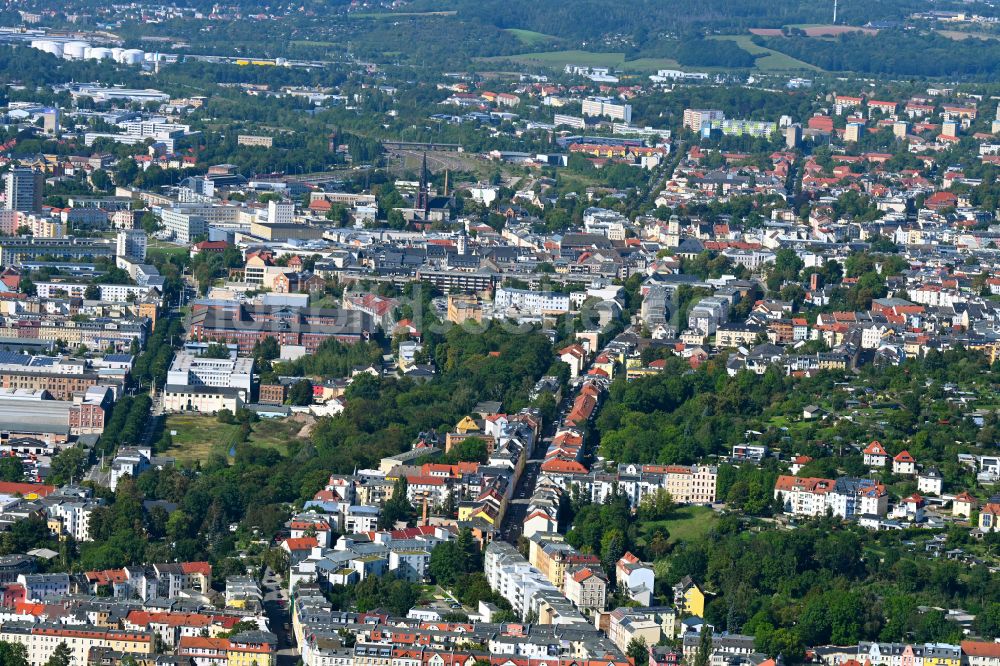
(541, 458, 589, 474)
(0, 482, 55, 497)
(961, 642, 1000, 658)
(180, 561, 211, 576)
(863, 440, 888, 456)
(774, 475, 835, 494)
(283, 536, 319, 551)
(179, 636, 229, 650)
(954, 491, 977, 504)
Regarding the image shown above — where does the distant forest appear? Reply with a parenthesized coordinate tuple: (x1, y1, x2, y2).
(760, 31, 1000, 78)
(397, 0, 975, 40)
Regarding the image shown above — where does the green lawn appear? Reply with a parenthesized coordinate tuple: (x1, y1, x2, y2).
(504, 29, 556, 47)
(481, 50, 680, 73)
(711, 35, 821, 72)
(639, 505, 719, 545)
(164, 414, 242, 463)
(164, 414, 305, 463)
(146, 241, 189, 262)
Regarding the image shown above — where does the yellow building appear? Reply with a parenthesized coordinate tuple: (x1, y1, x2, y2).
(447, 294, 483, 324)
(455, 416, 480, 434)
(674, 577, 706, 617)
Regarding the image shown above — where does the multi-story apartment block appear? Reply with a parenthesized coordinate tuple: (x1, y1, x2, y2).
(0, 623, 152, 665)
(494, 287, 571, 316)
(581, 97, 632, 123)
(682, 108, 725, 132)
(774, 475, 888, 519)
(612, 464, 718, 505)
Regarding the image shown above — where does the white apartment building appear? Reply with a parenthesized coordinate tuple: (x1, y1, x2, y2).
(774, 475, 888, 519)
(166, 351, 254, 393)
(485, 541, 587, 625)
(581, 97, 632, 123)
(116, 229, 147, 261)
(160, 209, 207, 244)
(494, 287, 571, 316)
(157, 204, 240, 244)
(34, 282, 156, 303)
(613, 464, 718, 505)
(268, 200, 295, 225)
(47, 500, 99, 541)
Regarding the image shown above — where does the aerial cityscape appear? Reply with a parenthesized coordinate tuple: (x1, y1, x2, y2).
(3, 0, 1000, 665)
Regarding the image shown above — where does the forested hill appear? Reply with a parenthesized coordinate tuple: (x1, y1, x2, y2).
(392, 0, 946, 39)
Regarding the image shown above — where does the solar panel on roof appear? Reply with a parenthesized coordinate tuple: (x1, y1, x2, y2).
(0, 352, 29, 365)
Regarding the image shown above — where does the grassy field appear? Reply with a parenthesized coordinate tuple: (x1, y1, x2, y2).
(146, 240, 189, 261)
(937, 29, 1000, 41)
(164, 415, 242, 463)
(712, 35, 821, 72)
(504, 29, 556, 47)
(163, 414, 306, 463)
(639, 505, 719, 546)
(481, 49, 680, 72)
(290, 40, 339, 48)
(247, 418, 307, 454)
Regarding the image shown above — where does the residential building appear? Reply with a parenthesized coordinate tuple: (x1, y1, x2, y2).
(582, 97, 632, 123)
(4, 168, 43, 213)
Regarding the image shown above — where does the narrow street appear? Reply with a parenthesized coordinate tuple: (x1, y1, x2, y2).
(261, 566, 297, 666)
(497, 334, 619, 544)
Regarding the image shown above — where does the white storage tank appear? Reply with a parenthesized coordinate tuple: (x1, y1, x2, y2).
(63, 41, 89, 60)
(111, 47, 124, 61)
(87, 47, 112, 60)
(31, 40, 63, 57)
(121, 49, 145, 65)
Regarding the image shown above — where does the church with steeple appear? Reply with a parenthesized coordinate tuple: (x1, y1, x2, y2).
(403, 153, 455, 227)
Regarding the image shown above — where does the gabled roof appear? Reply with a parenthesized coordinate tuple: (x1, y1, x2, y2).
(863, 440, 888, 456)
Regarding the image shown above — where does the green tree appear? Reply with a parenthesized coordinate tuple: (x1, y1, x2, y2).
(0, 456, 23, 482)
(201, 343, 232, 359)
(48, 447, 88, 486)
(627, 637, 649, 666)
(976, 603, 1000, 638)
(0, 641, 28, 666)
(380, 478, 415, 529)
(252, 336, 280, 361)
(428, 528, 482, 586)
(288, 379, 313, 406)
(45, 642, 73, 666)
(694, 627, 713, 666)
(90, 169, 112, 191)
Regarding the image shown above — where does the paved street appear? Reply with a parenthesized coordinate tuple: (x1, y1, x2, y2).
(261, 567, 297, 665)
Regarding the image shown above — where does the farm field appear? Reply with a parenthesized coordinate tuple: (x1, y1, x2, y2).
(504, 29, 556, 46)
(481, 49, 680, 72)
(712, 34, 822, 71)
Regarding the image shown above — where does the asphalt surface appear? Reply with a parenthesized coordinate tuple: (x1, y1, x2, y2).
(261, 566, 297, 665)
